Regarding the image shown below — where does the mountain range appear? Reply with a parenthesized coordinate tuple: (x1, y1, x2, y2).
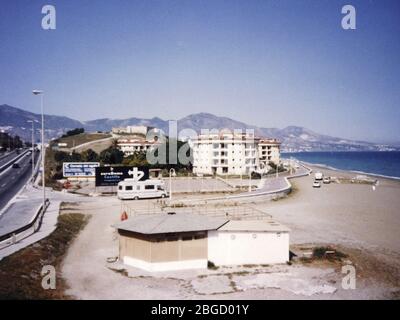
(0, 104, 397, 152)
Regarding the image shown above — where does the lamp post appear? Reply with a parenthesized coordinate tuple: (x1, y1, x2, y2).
(248, 171, 252, 192)
(32, 90, 45, 211)
(169, 168, 176, 201)
(27, 120, 38, 183)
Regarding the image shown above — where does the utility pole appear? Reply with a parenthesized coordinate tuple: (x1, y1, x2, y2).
(33, 90, 46, 212)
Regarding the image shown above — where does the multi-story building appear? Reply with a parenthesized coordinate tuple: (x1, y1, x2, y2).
(112, 125, 152, 136)
(117, 138, 159, 156)
(258, 138, 281, 169)
(191, 132, 280, 176)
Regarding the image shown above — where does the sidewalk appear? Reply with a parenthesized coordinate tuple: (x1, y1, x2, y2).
(0, 199, 60, 260)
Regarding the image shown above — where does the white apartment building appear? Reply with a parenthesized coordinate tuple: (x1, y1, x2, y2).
(112, 125, 151, 136)
(117, 138, 159, 156)
(258, 138, 281, 169)
(192, 132, 280, 176)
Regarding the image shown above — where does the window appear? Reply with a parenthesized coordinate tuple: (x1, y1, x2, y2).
(145, 185, 155, 190)
(125, 186, 133, 191)
(118, 186, 122, 190)
(157, 185, 164, 191)
(182, 235, 193, 241)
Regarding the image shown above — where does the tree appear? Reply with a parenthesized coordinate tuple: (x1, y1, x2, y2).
(54, 151, 69, 162)
(122, 151, 148, 167)
(69, 151, 82, 162)
(62, 128, 85, 138)
(81, 149, 99, 162)
(99, 147, 124, 164)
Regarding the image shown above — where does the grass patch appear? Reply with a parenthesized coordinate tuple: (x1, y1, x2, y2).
(312, 246, 348, 261)
(0, 213, 90, 300)
(53, 133, 111, 149)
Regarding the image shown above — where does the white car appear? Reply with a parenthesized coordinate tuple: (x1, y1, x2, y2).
(323, 177, 331, 184)
(313, 181, 321, 188)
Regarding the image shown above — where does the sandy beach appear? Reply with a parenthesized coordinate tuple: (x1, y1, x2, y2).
(59, 165, 400, 299)
(260, 165, 400, 255)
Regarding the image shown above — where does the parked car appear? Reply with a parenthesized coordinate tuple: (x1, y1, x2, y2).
(314, 172, 323, 180)
(313, 181, 321, 188)
(323, 177, 331, 184)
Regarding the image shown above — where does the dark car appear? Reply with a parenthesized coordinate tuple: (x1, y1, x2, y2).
(12, 163, 20, 169)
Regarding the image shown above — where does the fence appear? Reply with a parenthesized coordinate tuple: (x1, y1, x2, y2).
(120, 201, 272, 221)
(0, 199, 50, 250)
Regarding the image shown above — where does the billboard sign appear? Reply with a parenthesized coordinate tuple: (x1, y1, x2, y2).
(63, 162, 100, 177)
(95, 166, 149, 187)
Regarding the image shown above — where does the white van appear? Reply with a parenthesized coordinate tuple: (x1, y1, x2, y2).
(314, 172, 323, 181)
(117, 179, 168, 200)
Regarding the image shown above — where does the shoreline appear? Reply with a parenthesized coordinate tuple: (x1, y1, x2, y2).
(302, 161, 400, 182)
(282, 157, 400, 182)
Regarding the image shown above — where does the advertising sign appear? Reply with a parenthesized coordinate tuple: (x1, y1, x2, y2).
(95, 166, 149, 186)
(63, 162, 100, 177)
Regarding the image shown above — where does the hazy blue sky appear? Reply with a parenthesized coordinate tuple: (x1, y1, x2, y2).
(0, 0, 399, 143)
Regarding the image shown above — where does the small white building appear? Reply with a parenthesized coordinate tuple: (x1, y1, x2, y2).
(117, 138, 160, 156)
(113, 213, 290, 272)
(208, 219, 290, 266)
(112, 125, 151, 135)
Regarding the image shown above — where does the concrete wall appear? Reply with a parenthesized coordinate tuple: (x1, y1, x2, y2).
(208, 230, 289, 266)
(118, 230, 208, 271)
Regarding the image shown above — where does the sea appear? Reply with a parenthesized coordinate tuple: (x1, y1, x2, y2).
(282, 151, 400, 180)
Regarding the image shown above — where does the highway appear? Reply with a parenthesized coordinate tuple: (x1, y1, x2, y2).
(0, 150, 39, 211)
(0, 150, 18, 167)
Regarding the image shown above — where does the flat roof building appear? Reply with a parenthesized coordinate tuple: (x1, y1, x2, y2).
(113, 213, 228, 272)
(117, 138, 160, 156)
(208, 219, 290, 266)
(113, 212, 290, 272)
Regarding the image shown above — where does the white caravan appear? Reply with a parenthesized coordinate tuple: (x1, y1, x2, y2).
(117, 179, 168, 200)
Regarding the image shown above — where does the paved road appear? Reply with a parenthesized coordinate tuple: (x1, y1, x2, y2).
(0, 150, 17, 167)
(0, 151, 39, 211)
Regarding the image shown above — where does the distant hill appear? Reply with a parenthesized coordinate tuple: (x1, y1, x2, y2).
(0, 104, 397, 152)
(0, 104, 83, 143)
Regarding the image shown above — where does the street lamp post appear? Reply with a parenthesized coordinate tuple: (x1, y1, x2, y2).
(32, 90, 45, 212)
(169, 168, 176, 201)
(248, 171, 252, 193)
(27, 120, 38, 182)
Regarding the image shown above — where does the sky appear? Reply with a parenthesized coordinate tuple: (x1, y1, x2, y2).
(0, 0, 399, 143)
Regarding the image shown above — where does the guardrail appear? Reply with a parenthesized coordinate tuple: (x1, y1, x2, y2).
(0, 198, 50, 250)
(0, 151, 16, 162)
(0, 149, 30, 174)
